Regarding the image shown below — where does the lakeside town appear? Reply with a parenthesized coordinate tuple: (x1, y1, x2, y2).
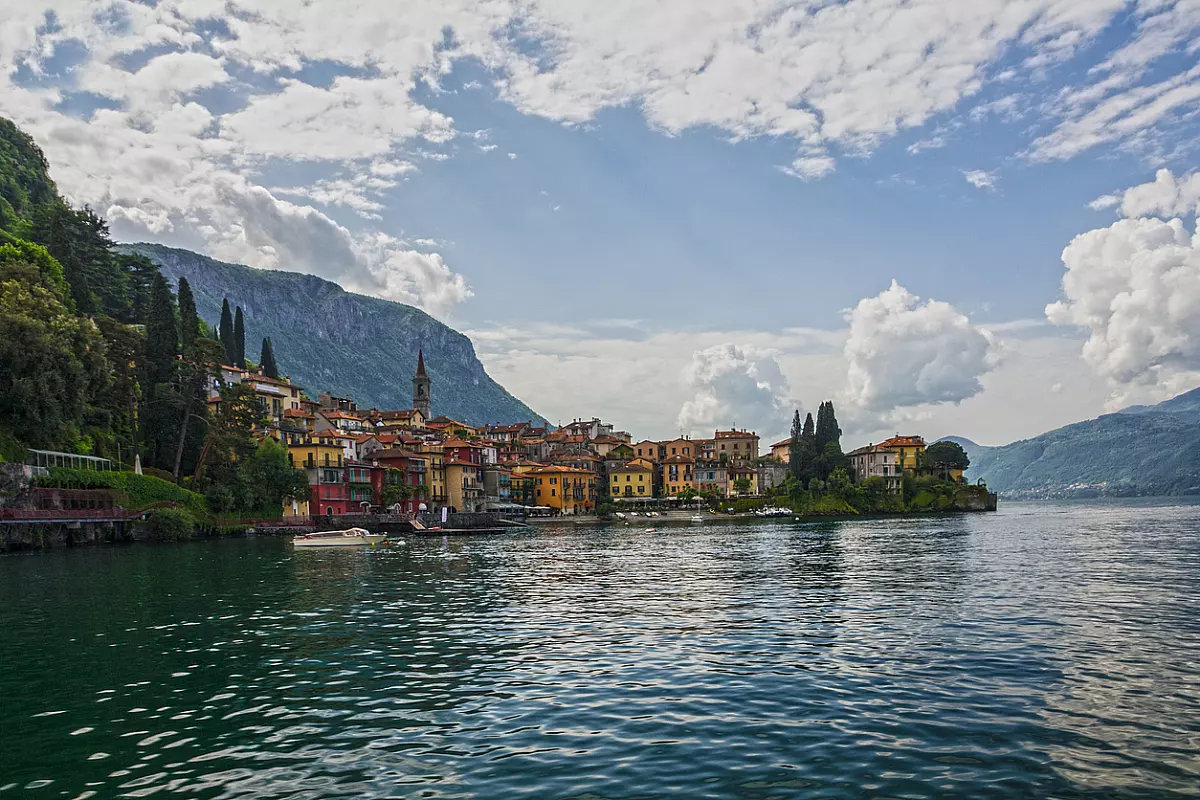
(220, 352, 969, 519)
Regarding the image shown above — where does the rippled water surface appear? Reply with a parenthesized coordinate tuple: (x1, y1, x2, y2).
(3, 500, 1200, 798)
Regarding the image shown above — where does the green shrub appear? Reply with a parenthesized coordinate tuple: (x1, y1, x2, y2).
(802, 495, 859, 516)
(134, 507, 196, 541)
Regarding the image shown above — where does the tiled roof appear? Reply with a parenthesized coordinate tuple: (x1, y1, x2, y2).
(879, 435, 925, 448)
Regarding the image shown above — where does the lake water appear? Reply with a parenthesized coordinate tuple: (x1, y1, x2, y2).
(2, 500, 1199, 799)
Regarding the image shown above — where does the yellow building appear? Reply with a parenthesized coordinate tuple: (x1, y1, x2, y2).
(768, 438, 791, 463)
(610, 458, 655, 499)
(714, 429, 760, 466)
(729, 466, 759, 497)
(286, 434, 344, 470)
(445, 458, 484, 512)
(661, 454, 694, 497)
(879, 435, 926, 473)
(414, 440, 446, 508)
(528, 465, 596, 514)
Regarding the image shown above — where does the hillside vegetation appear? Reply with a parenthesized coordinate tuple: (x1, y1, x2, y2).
(125, 243, 545, 426)
(948, 387, 1200, 497)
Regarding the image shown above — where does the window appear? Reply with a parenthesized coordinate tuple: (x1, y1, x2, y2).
(551, 489, 556, 497)
(638, 485, 645, 494)
(550, 477, 557, 485)
(721, 444, 726, 450)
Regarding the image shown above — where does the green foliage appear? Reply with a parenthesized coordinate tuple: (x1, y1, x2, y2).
(233, 305, 246, 368)
(924, 440, 970, 477)
(0, 118, 56, 230)
(122, 242, 546, 426)
(0, 256, 110, 451)
(219, 299, 235, 366)
(178, 277, 199, 354)
(36, 467, 208, 518)
(134, 507, 196, 542)
(259, 337, 279, 379)
(380, 469, 412, 507)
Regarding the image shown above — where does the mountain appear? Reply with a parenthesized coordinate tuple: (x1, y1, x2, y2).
(123, 243, 545, 427)
(940, 388, 1200, 497)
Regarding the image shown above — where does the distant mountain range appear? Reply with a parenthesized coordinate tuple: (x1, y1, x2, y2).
(124, 243, 545, 427)
(940, 387, 1200, 497)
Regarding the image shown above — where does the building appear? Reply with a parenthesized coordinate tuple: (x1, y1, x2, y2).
(414, 439, 447, 509)
(758, 461, 789, 494)
(370, 448, 429, 514)
(769, 438, 792, 463)
(208, 366, 307, 427)
(527, 465, 596, 514)
(847, 444, 903, 492)
(632, 439, 661, 463)
(659, 437, 694, 460)
(693, 463, 729, 497)
(318, 391, 358, 414)
(714, 429, 760, 467)
(729, 465, 759, 496)
(610, 458, 656, 499)
(661, 454, 694, 497)
(878, 435, 926, 473)
(412, 349, 431, 419)
(445, 458, 485, 512)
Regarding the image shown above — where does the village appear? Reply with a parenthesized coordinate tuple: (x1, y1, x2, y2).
(209, 352, 962, 518)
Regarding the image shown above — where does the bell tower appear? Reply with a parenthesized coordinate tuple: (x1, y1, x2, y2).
(412, 349, 431, 419)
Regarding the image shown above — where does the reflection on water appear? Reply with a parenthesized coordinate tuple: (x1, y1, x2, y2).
(2, 500, 1199, 798)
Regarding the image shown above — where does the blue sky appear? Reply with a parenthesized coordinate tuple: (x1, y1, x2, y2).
(4, 1, 1199, 446)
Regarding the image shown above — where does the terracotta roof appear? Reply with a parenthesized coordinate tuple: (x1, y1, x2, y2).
(879, 435, 925, 448)
(770, 438, 792, 448)
(283, 408, 313, 418)
(444, 458, 481, 468)
(321, 410, 366, 421)
(613, 461, 654, 473)
(443, 438, 483, 449)
(527, 465, 592, 475)
(371, 408, 421, 421)
(373, 448, 425, 460)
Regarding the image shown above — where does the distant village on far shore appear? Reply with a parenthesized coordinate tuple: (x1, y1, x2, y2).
(208, 352, 962, 517)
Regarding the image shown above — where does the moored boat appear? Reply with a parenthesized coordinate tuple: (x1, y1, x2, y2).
(292, 527, 386, 547)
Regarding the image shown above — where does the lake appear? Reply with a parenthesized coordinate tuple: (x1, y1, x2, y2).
(2, 500, 1199, 798)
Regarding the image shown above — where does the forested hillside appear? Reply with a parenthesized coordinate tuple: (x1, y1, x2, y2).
(125, 243, 544, 426)
(944, 388, 1200, 497)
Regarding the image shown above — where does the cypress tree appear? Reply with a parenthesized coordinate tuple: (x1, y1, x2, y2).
(178, 277, 199, 355)
(260, 337, 279, 379)
(788, 410, 803, 481)
(219, 299, 235, 366)
(814, 400, 846, 480)
(144, 273, 178, 387)
(798, 412, 817, 484)
(234, 306, 246, 368)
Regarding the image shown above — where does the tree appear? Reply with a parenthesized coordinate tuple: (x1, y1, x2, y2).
(233, 305, 246, 367)
(381, 469, 413, 508)
(0, 253, 109, 455)
(259, 337, 279, 379)
(733, 477, 752, 495)
(813, 400, 846, 480)
(178, 277, 199, 355)
(219, 299, 235, 366)
(788, 409, 803, 479)
(923, 441, 970, 481)
(241, 437, 310, 514)
(143, 273, 178, 387)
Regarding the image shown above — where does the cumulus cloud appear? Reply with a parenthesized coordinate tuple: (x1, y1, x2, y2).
(843, 281, 1000, 413)
(963, 169, 998, 190)
(1047, 170, 1200, 396)
(677, 344, 792, 438)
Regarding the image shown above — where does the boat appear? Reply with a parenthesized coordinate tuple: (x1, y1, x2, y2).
(292, 527, 386, 547)
(755, 506, 792, 518)
(690, 515, 704, 523)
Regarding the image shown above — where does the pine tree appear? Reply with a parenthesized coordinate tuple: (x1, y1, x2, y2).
(259, 337, 279, 379)
(234, 306, 246, 368)
(178, 277, 199, 355)
(814, 400, 846, 480)
(219, 299, 235, 366)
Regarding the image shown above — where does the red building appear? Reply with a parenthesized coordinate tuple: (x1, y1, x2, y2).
(370, 448, 429, 514)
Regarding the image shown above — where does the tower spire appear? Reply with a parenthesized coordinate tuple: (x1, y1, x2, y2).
(416, 349, 427, 376)
(413, 349, 431, 419)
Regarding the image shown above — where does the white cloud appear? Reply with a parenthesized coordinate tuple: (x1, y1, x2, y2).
(963, 169, 998, 190)
(1047, 170, 1200, 398)
(1088, 193, 1121, 211)
(843, 281, 1001, 414)
(677, 344, 792, 439)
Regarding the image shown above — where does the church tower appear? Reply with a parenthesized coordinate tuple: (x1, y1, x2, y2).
(412, 349, 431, 419)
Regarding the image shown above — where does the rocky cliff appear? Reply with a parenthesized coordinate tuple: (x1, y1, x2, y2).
(123, 243, 545, 426)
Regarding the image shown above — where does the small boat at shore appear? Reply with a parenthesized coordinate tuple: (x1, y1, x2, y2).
(292, 527, 386, 547)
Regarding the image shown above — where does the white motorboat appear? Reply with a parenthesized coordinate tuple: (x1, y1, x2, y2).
(292, 527, 386, 547)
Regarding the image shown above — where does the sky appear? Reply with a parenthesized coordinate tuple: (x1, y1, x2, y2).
(3, 0, 1199, 447)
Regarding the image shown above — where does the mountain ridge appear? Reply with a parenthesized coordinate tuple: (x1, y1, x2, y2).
(123, 243, 546, 427)
(939, 387, 1200, 497)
